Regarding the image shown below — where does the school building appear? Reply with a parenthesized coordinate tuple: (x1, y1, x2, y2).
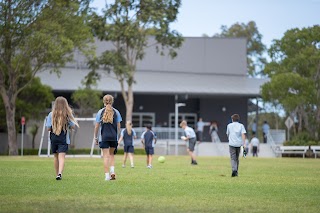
(37, 37, 268, 142)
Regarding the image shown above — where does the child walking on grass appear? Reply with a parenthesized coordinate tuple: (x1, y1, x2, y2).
(141, 125, 157, 169)
(93, 94, 122, 181)
(46, 96, 79, 180)
(118, 121, 137, 168)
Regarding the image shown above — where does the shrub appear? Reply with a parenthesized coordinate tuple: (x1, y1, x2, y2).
(17, 148, 146, 155)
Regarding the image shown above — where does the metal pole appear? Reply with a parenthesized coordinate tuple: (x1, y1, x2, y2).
(21, 125, 24, 156)
(175, 103, 178, 156)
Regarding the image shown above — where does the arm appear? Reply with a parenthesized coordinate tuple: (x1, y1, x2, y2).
(242, 133, 246, 147)
(141, 132, 145, 147)
(46, 112, 52, 132)
(118, 135, 123, 145)
(117, 122, 121, 139)
(93, 123, 99, 145)
(154, 133, 157, 144)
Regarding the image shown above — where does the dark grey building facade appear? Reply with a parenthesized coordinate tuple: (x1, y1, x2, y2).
(38, 37, 267, 142)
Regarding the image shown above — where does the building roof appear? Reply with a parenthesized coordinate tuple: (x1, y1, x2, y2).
(37, 37, 268, 97)
(37, 68, 268, 97)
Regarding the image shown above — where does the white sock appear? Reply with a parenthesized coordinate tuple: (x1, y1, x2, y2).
(105, 173, 110, 179)
(110, 166, 115, 174)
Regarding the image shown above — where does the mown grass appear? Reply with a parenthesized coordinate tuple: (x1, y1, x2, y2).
(0, 156, 319, 213)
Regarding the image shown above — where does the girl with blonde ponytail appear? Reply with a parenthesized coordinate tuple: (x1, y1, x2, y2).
(93, 94, 122, 181)
(118, 121, 137, 168)
(46, 96, 79, 180)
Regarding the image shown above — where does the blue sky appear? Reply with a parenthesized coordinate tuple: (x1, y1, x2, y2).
(91, 0, 320, 47)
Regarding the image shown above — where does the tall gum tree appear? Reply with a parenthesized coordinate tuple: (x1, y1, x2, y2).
(214, 21, 266, 76)
(262, 25, 320, 140)
(88, 0, 183, 122)
(0, 0, 93, 155)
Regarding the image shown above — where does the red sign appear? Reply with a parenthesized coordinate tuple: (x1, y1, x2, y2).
(21, 117, 26, 125)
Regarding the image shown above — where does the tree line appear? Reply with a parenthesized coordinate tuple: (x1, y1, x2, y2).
(1, 0, 319, 155)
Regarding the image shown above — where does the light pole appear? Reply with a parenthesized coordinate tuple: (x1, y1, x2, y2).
(175, 103, 186, 156)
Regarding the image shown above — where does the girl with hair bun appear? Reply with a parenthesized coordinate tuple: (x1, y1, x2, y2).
(46, 96, 79, 180)
(93, 94, 122, 181)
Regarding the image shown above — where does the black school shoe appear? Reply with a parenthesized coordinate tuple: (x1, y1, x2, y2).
(191, 160, 198, 165)
(231, 171, 238, 177)
(56, 174, 62, 180)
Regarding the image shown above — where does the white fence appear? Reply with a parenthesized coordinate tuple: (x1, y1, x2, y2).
(133, 127, 185, 140)
(267, 129, 286, 157)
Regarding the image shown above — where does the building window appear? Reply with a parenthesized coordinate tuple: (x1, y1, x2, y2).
(132, 113, 155, 127)
(168, 113, 197, 128)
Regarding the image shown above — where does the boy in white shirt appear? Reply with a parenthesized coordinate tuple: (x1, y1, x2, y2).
(226, 114, 246, 177)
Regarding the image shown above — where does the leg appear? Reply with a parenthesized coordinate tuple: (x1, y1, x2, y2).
(102, 148, 110, 173)
(58, 152, 66, 175)
(149, 155, 153, 166)
(109, 147, 115, 169)
(187, 149, 196, 161)
(129, 153, 134, 167)
(229, 146, 239, 175)
(53, 153, 59, 176)
(123, 152, 128, 166)
(235, 147, 240, 172)
(146, 154, 150, 166)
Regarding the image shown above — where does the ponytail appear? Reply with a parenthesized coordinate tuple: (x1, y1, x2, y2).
(102, 104, 114, 123)
(102, 94, 114, 123)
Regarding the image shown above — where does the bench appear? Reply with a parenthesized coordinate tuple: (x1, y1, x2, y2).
(311, 146, 320, 158)
(279, 146, 309, 158)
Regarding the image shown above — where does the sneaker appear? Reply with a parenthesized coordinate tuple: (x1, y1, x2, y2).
(147, 165, 152, 169)
(110, 173, 116, 180)
(122, 165, 126, 168)
(131, 164, 134, 168)
(56, 174, 62, 180)
(105, 176, 110, 181)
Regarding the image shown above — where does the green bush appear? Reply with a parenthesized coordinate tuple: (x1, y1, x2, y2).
(283, 132, 320, 146)
(283, 140, 320, 146)
(17, 148, 146, 155)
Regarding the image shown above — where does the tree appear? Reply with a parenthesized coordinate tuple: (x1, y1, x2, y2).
(0, 77, 54, 130)
(214, 21, 266, 76)
(261, 25, 320, 140)
(71, 88, 102, 116)
(0, 0, 93, 155)
(88, 0, 183, 122)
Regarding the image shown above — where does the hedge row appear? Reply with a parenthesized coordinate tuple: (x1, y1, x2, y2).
(283, 140, 320, 146)
(15, 148, 147, 156)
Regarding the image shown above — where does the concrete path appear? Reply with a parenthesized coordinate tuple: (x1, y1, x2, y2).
(197, 142, 277, 158)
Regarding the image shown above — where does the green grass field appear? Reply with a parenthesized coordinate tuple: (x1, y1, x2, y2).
(0, 155, 319, 213)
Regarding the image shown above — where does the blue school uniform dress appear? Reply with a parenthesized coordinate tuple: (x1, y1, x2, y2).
(45, 112, 75, 153)
(121, 128, 136, 153)
(95, 107, 122, 149)
(141, 130, 157, 155)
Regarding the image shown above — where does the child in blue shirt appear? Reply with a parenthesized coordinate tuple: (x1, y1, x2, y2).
(93, 94, 122, 181)
(141, 125, 157, 168)
(46, 96, 79, 180)
(118, 121, 137, 168)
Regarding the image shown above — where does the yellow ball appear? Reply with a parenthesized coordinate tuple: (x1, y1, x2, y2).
(158, 156, 165, 163)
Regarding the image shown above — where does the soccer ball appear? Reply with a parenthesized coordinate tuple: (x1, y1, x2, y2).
(181, 136, 187, 140)
(158, 156, 165, 163)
